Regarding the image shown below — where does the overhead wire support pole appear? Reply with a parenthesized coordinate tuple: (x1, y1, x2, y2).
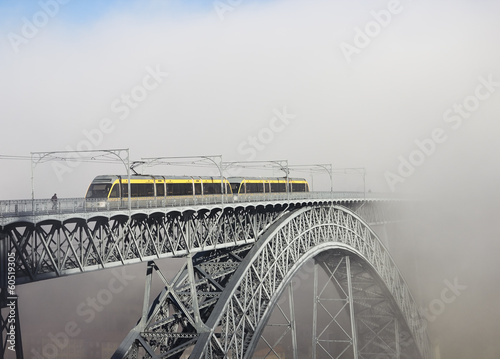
(139, 154, 224, 207)
(199, 156, 224, 206)
(29, 148, 131, 209)
(221, 159, 289, 200)
(288, 163, 333, 201)
(331, 167, 366, 199)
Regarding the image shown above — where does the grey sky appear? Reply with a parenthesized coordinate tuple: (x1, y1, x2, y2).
(1, 0, 499, 199)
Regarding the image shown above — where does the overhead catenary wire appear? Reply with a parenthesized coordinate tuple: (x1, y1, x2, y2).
(0, 155, 32, 161)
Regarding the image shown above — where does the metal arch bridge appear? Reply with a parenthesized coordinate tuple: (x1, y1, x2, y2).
(0, 192, 432, 359)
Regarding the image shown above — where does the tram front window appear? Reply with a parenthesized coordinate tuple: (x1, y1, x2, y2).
(86, 184, 111, 198)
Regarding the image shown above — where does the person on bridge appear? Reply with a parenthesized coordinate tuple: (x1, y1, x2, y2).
(51, 193, 58, 210)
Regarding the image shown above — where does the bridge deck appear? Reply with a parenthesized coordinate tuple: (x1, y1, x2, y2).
(0, 191, 397, 226)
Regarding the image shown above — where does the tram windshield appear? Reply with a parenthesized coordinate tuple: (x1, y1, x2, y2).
(86, 183, 112, 198)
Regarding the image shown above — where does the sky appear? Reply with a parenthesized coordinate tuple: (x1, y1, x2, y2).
(1, 0, 500, 358)
(1, 0, 499, 200)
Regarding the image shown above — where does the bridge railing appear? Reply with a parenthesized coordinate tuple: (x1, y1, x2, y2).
(0, 192, 377, 218)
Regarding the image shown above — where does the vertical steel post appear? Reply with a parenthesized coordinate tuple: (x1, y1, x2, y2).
(139, 261, 154, 330)
(126, 149, 131, 212)
(30, 153, 35, 201)
(187, 254, 205, 331)
(363, 168, 366, 199)
(346, 256, 359, 359)
(217, 156, 224, 206)
(329, 165, 333, 201)
(395, 319, 401, 359)
(288, 282, 298, 359)
(312, 261, 318, 359)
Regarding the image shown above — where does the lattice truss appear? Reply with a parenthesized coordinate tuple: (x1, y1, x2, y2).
(3, 207, 284, 283)
(112, 205, 432, 359)
(112, 246, 254, 359)
(253, 254, 421, 359)
(315, 253, 421, 359)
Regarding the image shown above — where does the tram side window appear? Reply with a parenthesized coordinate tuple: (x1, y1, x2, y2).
(156, 183, 165, 197)
(109, 184, 119, 198)
(195, 183, 202, 195)
(271, 183, 286, 193)
(138, 183, 154, 197)
(246, 183, 264, 193)
(292, 183, 306, 192)
(203, 183, 221, 195)
(119, 183, 153, 197)
(170, 183, 193, 196)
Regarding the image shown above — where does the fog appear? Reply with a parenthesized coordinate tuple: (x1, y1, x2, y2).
(1, 0, 500, 358)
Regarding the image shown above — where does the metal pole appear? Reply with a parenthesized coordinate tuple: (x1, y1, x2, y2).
(312, 261, 318, 359)
(288, 282, 298, 359)
(202, 156, 223, 206)
(30, 153, 35, 201)
(219, 156, 224, 206)
(139, 261, 154, 330)
(186, 254, 207, 332)
(287, 164, 333, 199)
(310, 170, 314, 191)
(126, 149, 131, 212)
(140, 155, 224, 206)
(395, 318, 401, 359)
(329, 166, 333, 201)
(363, 168, 366, 199)
(346, 256, 359, 359)
(284, 160, 289, 201)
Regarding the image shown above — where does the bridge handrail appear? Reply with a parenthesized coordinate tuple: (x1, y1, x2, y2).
(0, 192, 397, 218)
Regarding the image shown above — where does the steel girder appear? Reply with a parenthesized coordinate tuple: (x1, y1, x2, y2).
(0, 198, 409, 285)
(1, 206, 287, 284)
(112, 205, 431, 359)
(190, 205, 431, 358)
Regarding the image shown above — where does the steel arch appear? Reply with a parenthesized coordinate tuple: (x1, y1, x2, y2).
(189, 205, 431, 359)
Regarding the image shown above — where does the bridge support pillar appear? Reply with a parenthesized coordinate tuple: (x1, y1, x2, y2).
(288, 282, 298, 359)
(1, 232, 24, 359)
(312, 261, 318, 359)
(346, 255, 359, 359)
